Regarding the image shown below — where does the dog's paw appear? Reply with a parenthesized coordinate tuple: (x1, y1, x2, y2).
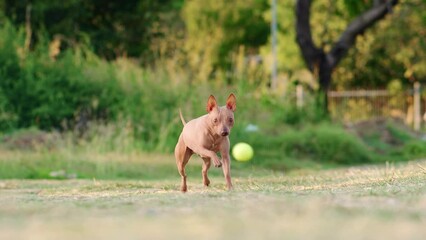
(213, 161, 222, 168)
(203, 178, 210, 187)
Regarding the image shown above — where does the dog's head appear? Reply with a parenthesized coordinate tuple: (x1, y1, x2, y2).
(206, 93, 236, 137)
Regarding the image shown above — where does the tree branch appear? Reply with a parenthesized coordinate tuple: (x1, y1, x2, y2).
(295, 0, 323, 72)
(24, 4, 32, 52)
(329, 0, 399, 68)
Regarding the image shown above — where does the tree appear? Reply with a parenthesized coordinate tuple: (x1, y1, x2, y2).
(1, 0, 183, 59)
(338, 0, 426, 89)
(182, 0, 269, 82)
(295, 0, 400, 104)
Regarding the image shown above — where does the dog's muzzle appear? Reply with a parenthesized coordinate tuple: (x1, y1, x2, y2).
(221, 131, 229, 137)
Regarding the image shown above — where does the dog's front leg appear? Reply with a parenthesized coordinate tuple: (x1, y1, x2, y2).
(220, 139, 233, 190)
(197, 148, 222, 168)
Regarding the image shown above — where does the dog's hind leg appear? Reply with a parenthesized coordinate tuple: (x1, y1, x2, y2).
(175, 135, 193, 192)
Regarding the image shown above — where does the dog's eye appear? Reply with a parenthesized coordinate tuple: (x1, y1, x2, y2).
(229, 118, 234, 123)
(213, 118, 218, 123)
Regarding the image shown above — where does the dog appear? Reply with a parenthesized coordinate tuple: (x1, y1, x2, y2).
(175, 93, 236, 192)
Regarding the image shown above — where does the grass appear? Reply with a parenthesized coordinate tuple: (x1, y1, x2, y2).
(0, 149, 275, 180)
(1, 159, 426, 239)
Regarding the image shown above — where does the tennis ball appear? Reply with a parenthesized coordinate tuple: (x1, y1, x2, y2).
(232, 142, 254, 161)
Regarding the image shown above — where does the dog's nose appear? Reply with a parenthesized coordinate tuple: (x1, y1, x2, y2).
(221, 131, 229, 136)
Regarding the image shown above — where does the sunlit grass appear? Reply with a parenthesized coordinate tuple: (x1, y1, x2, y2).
(1, 159, 426, 239)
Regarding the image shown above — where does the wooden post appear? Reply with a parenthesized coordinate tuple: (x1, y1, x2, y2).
(296, 84, 304, 108)
(270, 0, 278, 89)
(413, 82, 421, 131)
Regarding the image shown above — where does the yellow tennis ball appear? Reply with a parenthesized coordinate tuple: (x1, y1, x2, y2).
(232, 142, 254, 161)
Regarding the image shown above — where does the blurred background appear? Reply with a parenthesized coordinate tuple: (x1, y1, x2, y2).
(0, 0, 425, 180)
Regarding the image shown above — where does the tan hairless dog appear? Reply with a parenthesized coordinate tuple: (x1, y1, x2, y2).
(175, 94, 236, 192)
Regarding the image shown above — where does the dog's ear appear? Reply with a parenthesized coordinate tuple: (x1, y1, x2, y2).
(206, 95, 218, 112)
(226, 93, 236, 112)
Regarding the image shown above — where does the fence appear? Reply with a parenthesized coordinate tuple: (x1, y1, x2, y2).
(326, 82, 424, 130)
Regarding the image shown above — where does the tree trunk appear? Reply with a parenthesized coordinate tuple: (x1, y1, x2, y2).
(318, 52, 333, 113)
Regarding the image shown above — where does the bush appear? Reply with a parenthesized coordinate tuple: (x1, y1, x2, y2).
(0, 21, 208, 151)
(0, 22, 123, 131)
(237, 124, 372, 166)
(403, 141, 426, 158)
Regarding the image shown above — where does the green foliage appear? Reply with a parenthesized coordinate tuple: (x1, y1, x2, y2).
(260, 0, 425, 90)
(261, 0, 352, 77)
(2, 0, 423, 90)
(335, 0, 426, 88)
(402, 141, 426, 157)
(343, 0, 372, 17)
(0, 79, 18, 130)
(386, 122, 414, 143)
(272, 99, 325, 126)
(183, 0, 269, 81)
(0, 1, 425, 176)
(261, 0, 305, 73)
(2, 0, 184, 59)
(385, 122, 426, 159)
(0, 22, 23, 130)
(280, 124, 372, 164)
(233, 123, 372, 168)
(0, 22, 122, 130)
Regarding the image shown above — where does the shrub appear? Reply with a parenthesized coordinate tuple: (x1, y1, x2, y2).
(239, 124, 372, 165)
(0, 22, 123, 131)
(403, 141, 426, 158)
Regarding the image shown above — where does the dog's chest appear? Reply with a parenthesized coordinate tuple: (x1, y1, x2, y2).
(205, 138, 221, 152)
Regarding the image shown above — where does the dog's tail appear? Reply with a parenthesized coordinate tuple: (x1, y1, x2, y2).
(179, 109, 186, 125)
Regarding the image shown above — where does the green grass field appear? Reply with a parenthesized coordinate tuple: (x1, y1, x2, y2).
(1, 158, 426, 240)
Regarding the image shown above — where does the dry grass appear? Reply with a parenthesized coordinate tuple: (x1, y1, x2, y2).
(1, 160, 426, 240)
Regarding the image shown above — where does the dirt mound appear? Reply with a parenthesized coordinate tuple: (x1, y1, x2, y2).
(1, 129, 61, 150)
(344, 118, 417, 151)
